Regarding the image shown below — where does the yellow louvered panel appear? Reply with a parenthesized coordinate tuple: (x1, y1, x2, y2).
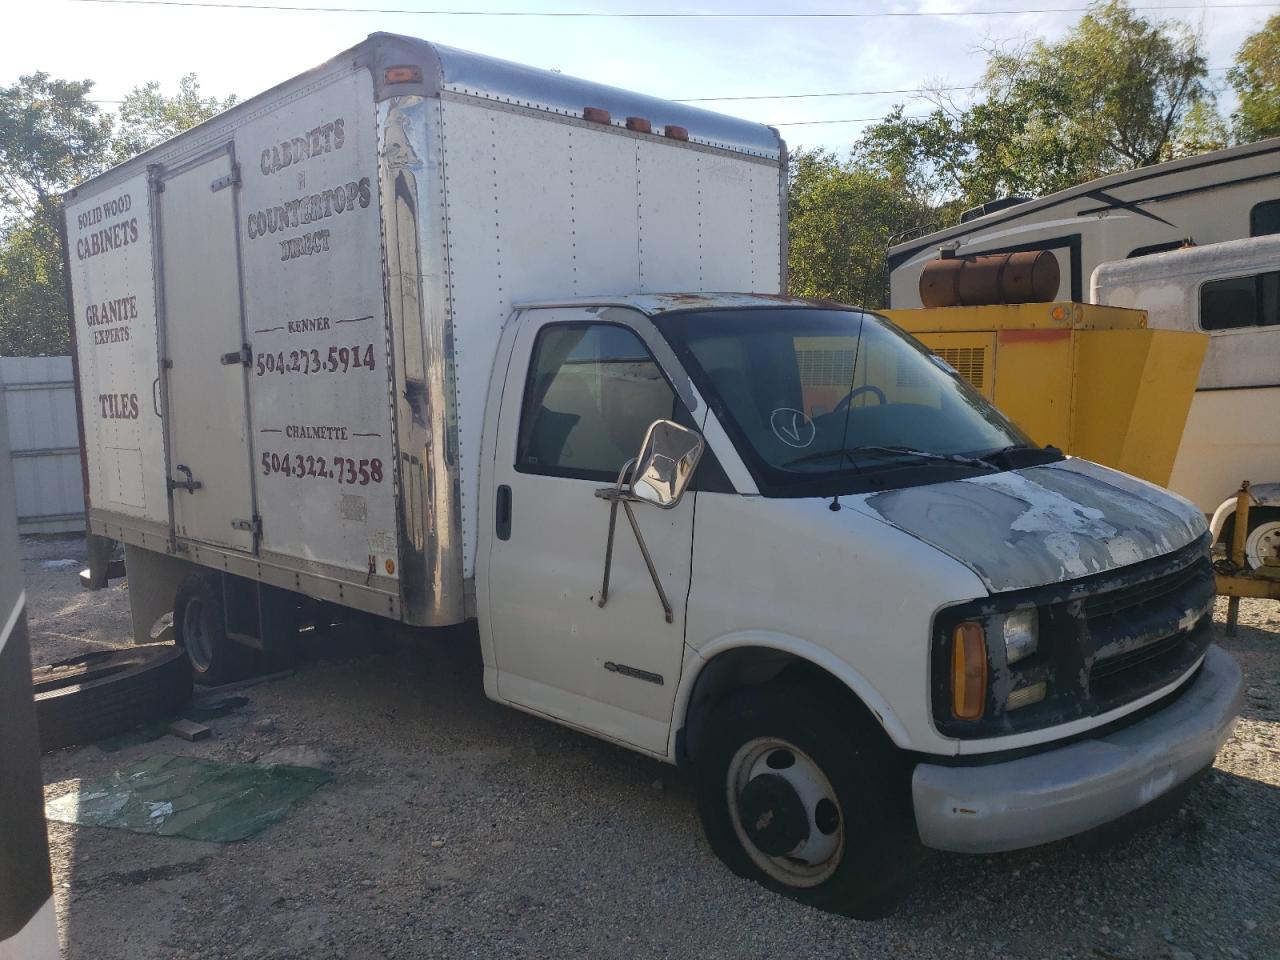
(909, 332, 997, 400)
(796, 348, 856, 386)
(936, 346, 987, 393)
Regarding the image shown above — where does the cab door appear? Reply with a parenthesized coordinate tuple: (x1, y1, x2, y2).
(482, 310, 695, 755)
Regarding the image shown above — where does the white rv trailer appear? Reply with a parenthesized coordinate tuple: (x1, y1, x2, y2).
(888, 137, 1280, 309)
(887, 139, 1280, 566)
(63, 34, 1243, 916)
(1093, 235, 1280, 568)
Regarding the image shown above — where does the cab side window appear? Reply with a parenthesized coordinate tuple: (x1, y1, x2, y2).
(517, 323, 677, 480)
(1201, 271, 1280, 331)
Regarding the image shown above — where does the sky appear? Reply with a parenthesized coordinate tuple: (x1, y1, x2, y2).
(2, 0, 1275, 156)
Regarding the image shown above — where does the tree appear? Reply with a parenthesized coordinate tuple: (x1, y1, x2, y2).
(1228, 14, 1280, 143)
(111, 74, 236, 164)
(0, 73, 233, 356)
(0, 73, 112, 356)
(0, 214, 68, 356)
(0, 73, 112, 221)
(855, 1, 1216, 215)
(787, 148, 931, 308)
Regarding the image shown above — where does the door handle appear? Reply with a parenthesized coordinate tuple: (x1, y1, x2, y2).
(168, 464, 203, 493)
(495, 484, 512, 541)
(220, 344, 252, 367)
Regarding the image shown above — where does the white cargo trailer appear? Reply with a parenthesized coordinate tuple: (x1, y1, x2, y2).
(65, 35, 1242, 918)
(65, 33, 784, 636)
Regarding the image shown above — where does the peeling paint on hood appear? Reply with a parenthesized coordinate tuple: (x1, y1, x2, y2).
(853, 458, 1207, 593)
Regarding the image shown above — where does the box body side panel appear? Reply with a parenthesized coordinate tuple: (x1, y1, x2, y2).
(64, 173, 167, 525)
(438, 97, 784, 576)
(236, 67, 399, 586)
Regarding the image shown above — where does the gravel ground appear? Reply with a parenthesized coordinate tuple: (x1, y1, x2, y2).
(24, 536, 1280, 960)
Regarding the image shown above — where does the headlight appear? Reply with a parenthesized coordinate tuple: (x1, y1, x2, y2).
(997, 608, 1038, 664)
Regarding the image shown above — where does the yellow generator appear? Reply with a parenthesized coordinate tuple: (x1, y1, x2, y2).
(883, 301, 1208, 487)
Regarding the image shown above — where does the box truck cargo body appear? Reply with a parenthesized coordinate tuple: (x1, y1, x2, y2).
(65, 36, 1242, 918)
(65, 34, 784, 628)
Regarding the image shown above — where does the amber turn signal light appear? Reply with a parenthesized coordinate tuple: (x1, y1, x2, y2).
(951, 621, 988, 720)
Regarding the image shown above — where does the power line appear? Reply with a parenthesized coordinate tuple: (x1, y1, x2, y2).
(676, 66, 1231, 102)
(676, 85, 978, 103)
(65, 0, 1280, 17)
(87, 65, 1231, 106)
(772, 115, 925, 126)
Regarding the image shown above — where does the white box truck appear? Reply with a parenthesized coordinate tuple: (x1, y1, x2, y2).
(64, 34, 1243, 917)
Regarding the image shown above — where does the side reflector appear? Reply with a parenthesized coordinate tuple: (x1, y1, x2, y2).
(384, 65, 423, 85)
(625, 116, 652, 133)
(664, 125, 689, 141)
(951, 622, 987, 720)
(583, 106, 611, 124)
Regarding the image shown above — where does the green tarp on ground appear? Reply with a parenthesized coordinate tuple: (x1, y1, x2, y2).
(45, 754, 332, 842)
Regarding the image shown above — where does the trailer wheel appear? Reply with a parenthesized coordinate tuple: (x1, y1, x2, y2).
(1221, 507, 1280, 572)
(174, 574, 256, 685)
(32, 647, 193, 752)
(692, 681, 919, 919)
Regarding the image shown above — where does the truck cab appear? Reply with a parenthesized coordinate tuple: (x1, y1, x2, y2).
(477, 294, 1243, 916)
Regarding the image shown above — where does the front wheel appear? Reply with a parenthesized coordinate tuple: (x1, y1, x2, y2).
(693, 682, 919, 919)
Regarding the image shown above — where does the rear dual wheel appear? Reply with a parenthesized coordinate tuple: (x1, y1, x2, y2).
(693, 682, 919, 919)
(173, 574, 256, 686)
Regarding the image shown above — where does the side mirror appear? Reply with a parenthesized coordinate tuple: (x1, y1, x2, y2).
(629, 419, 704, 509)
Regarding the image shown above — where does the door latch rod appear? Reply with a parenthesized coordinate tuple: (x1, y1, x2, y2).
(168, 464, 203, 493)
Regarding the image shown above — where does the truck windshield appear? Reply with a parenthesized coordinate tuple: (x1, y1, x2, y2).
(654, 307, 1047, 496)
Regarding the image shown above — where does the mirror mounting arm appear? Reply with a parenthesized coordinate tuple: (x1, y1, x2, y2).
(594, 460, 674, 624)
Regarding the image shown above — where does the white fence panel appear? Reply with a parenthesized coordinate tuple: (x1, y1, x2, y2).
(0, 357, 85, 534)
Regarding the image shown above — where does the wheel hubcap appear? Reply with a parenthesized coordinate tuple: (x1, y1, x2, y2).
(1245, 521, 1280, 570)
(726, 738, 844, 888)
(183, 597, 213, 671)
(737, 773, 811, 856)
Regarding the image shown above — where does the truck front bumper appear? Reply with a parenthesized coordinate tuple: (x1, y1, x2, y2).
(912, 645, 1243, 853)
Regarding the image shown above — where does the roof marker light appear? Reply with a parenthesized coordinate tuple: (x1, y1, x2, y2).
(664, 125, 689, 141)
(625, 116, 652, 133)
(384, 65, 423, 85)
(583, 106, 611, 124)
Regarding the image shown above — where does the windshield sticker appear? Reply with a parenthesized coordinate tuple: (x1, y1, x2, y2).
(770, 408, 816, 448)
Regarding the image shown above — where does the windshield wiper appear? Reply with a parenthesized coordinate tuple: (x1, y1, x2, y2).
(972, 442, 1063, 467)
(783, 444, 999, 471)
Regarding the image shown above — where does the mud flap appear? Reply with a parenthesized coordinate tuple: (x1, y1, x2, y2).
(78, 533, 119, 591)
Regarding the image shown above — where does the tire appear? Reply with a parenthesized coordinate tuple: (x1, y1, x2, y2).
(693, 682, 920, 919)
(1220, 507, 1280, 572)
(173, 574, 256, 685)
(33, 646, 193, 752)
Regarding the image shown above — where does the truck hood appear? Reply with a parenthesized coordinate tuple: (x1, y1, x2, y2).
(849, 458, 1206, 593)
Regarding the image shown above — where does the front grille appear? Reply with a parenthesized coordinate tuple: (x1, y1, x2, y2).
(1083, 548, 1215, 711)
(931, 534, 1216, 738)
(1083, 558, 1208, 622)
(1092, 631, 1186, 680)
